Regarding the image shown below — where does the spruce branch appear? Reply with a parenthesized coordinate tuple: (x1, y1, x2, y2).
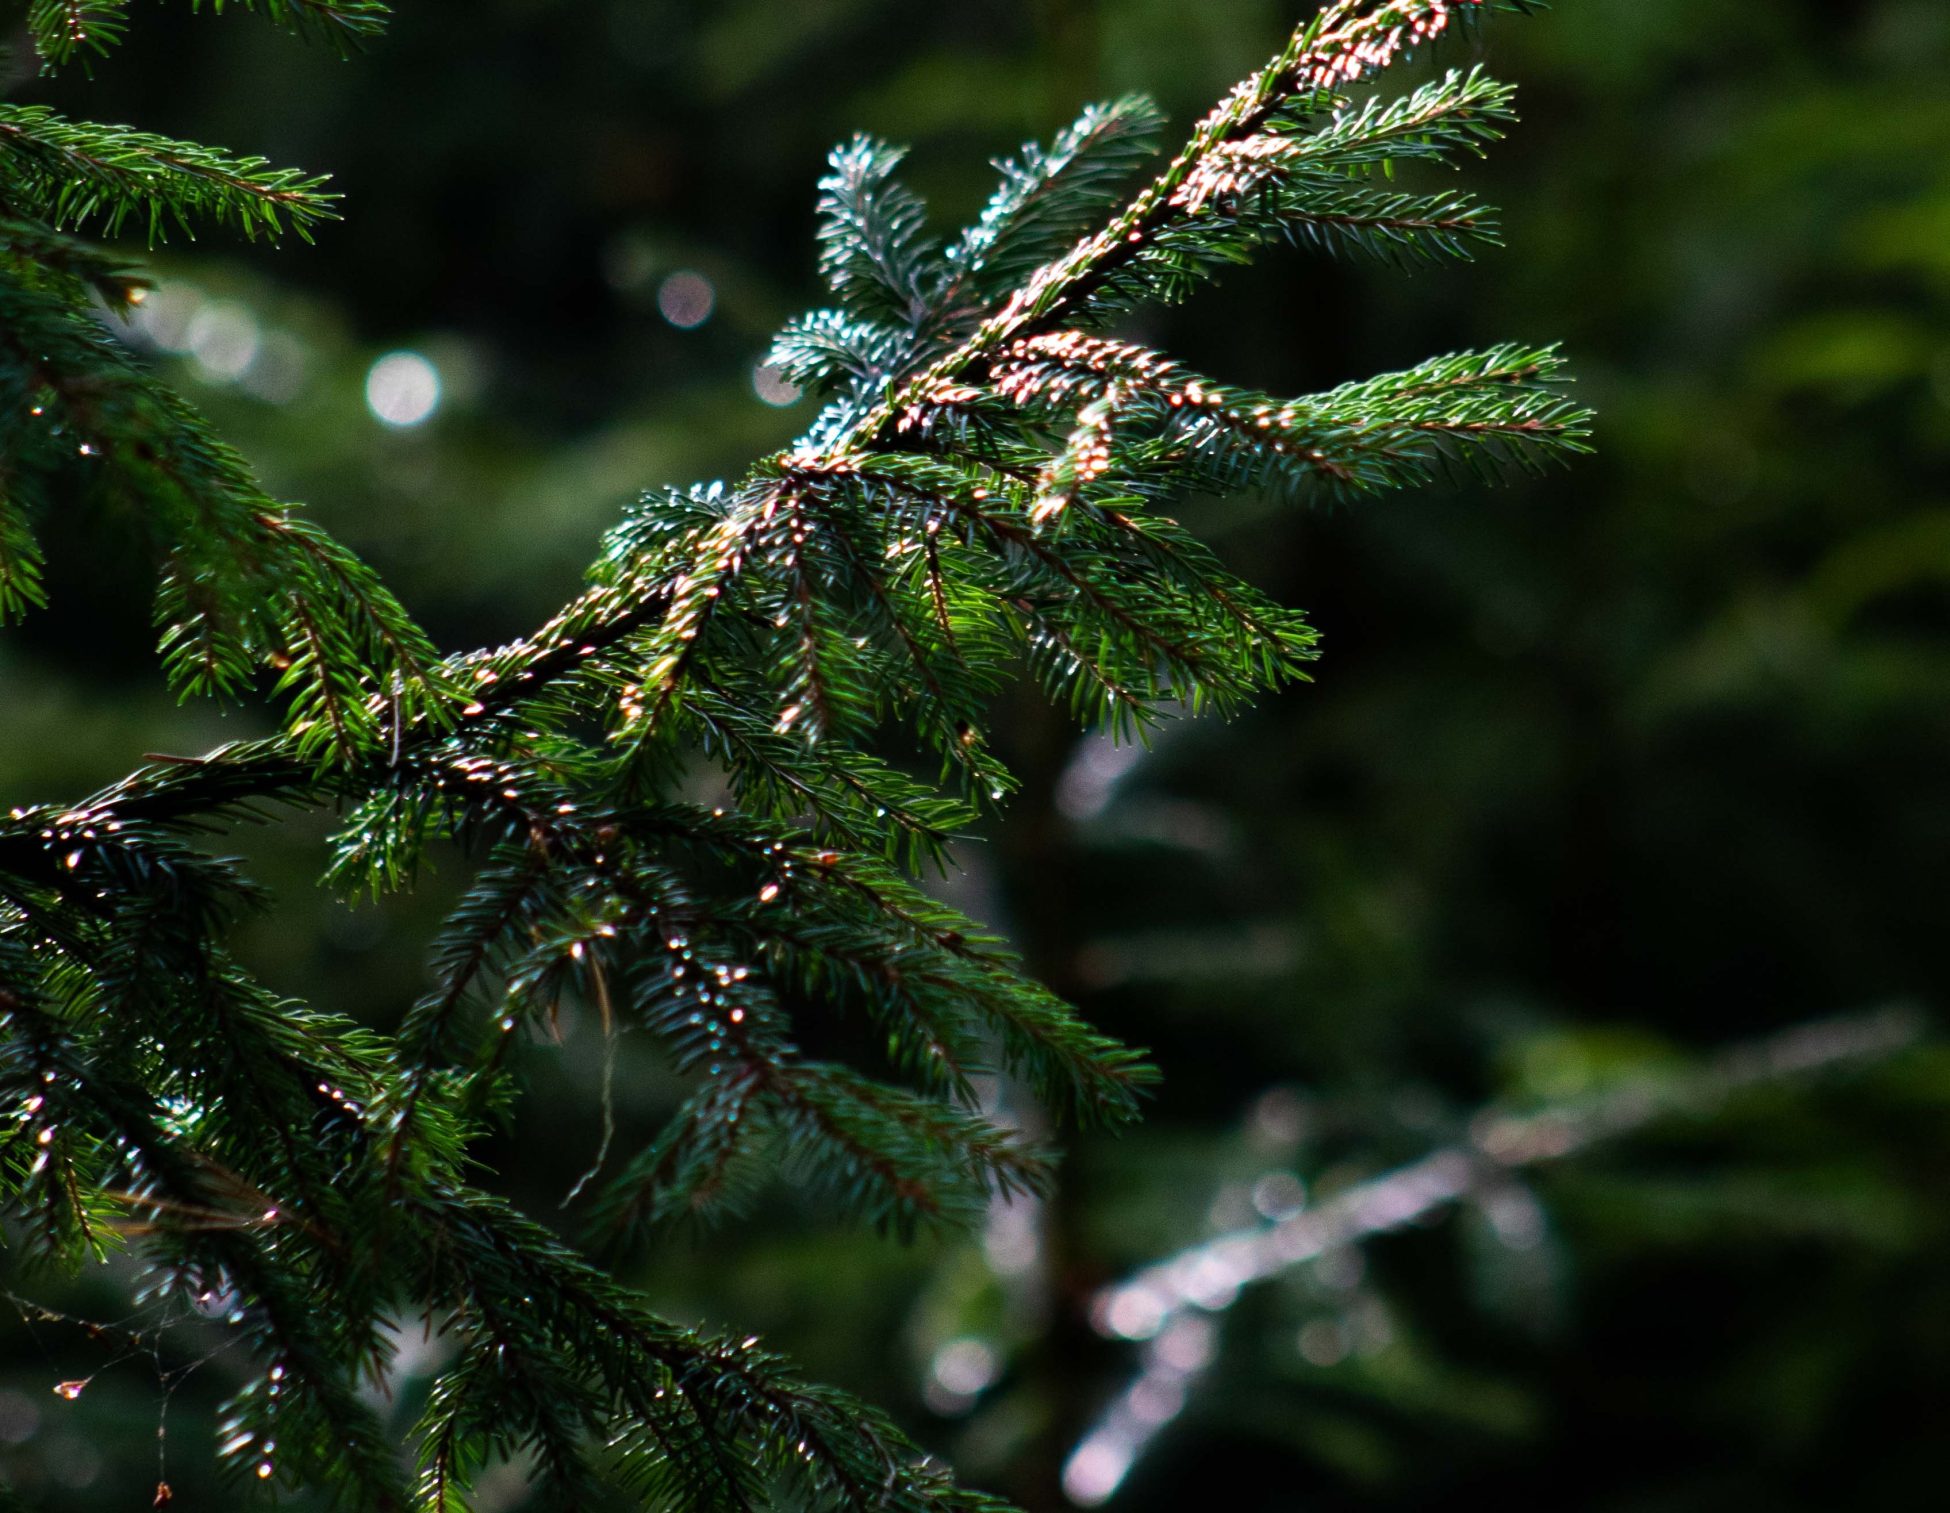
(938, 93, 1170, 309)
(188, 0, 392, 53)
(0, 3, 1592, 1506)
(0, 258, 449, 761)
(24, 1, 131, 71)
(1066, 1009, 1925, 1505)
(0, 212, 150, 302)
(817, 136, 939, 327)
(0, 105, 339, 242)
(24, 1, 391, 70)
(0, 489, 47, 622)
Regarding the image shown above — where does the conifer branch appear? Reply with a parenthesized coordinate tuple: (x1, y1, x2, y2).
(0, 249, 446, 763)
(0, 212, 149, 300)
(24, 0, 130, 70)
(0, 3, 1590, 1506)
(0, 105, 338, 242)
(1065, 1008, 1925, 1506)
(23, 1, 391, 71)
(937, 93, 1169, 312)
(191, 1, 392, 53)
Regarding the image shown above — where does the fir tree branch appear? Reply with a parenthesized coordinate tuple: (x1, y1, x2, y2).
(937, 93, 1169, 311)
(189, 1, 391, 53)
(0, 104, 339, 242)
(1067, 1008, 1926, 1505)
(817, 136, 938, 327)
(0, 212, 150, 302)
(0, 5, 1589, 1505)
(25, 1, 391, 71)
(24, 1, 130, 71)
(0, 489, 48, 623)
(0, 265, 447, 760)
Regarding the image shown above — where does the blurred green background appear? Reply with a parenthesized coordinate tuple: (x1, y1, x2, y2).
(4, 0, 1950, 1507)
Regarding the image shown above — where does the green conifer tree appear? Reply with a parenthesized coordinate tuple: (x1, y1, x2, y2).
(0, 2, 1589, 1506)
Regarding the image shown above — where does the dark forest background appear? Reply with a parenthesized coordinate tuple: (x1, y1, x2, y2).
(4, 1, 1949, 1507)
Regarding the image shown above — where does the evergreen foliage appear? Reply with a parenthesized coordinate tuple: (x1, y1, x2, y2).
(0, 2, 1588, 1507)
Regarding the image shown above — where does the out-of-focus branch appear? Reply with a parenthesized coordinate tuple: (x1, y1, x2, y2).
(1061, 1007, 1928, 1505)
